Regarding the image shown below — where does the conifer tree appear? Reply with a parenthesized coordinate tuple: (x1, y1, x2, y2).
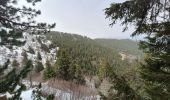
(28, 46, 35, 54)
(37, 52, 42, 61)
(12, 59, 20, 68)
(69, 62, 85, 84)
(32, 83, 42, 100)
(98, 58, 111, 80)
(105, 0, 170, 99)
(55, 48, 71, 80)
(35, 54, 44, 73)
(35, 60, 44, 73)
(43, 60, 55, 80)
(0, 0, 55, 98)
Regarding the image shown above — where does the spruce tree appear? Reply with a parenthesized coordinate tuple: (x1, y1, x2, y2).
(98, 58, 111, 80)
(55, 48, 71, 80)
(35, 60, 44, 73)
(43, 60, 55, 80)
(105, 0, 170, 99)
(69, 61, 85, 84)
(12, 59, 20, 68)
(35, 53, 44, 73)
(28, 46, 35, 54)
(37, 52, 42, 61)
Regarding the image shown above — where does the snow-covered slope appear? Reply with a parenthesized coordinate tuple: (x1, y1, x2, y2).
(0, 32, 58, 67)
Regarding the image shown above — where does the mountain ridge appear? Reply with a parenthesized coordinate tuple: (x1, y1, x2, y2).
(94, 38, 142, 56)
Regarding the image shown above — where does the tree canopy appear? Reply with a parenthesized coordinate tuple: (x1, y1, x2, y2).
(105, 0, 170, 99)
(0, 0, 55, 99)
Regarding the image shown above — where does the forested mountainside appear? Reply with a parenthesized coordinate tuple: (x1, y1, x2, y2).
(0, 31, 143, 99)
(1, 0, 169, 99)
(45, 32, 143, 98)
(46, 31, 126, 76)
(95, 39, 142, 56)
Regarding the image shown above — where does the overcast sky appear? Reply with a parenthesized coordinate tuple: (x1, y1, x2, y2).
(24, 0, 139, 39)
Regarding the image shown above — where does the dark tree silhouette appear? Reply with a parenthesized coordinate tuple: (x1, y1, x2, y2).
(105, 0, 170, 99)
(0, 0, 55, 99)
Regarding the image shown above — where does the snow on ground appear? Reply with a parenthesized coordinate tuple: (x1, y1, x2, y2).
(0, 32, 58, 67)
(20, 89, 45, 100)
(1, 88, 45, 100)
(20, 89, 34, 100)
(22, 80, 100, 100)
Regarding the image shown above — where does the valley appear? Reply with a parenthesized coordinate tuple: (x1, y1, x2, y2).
(0, 31, 142, 100)
(0, 0, 169, 99)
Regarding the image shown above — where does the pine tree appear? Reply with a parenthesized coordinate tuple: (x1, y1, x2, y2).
(46, 94, 55, 100)
(35, 60, 44, 73)
(28, 46, 35, 54)
(12, 59, 20, 68)
(35, 55, 44, 73)
(98, 58, 111, 80)
(32, 83, 42, 100)
(105, 0, 170, 99)
(107, 74, 140, 100)
(22, 51, 28, 66)
(0, 60, 32, 99)
(55, 48, 71, 80)
(37, 52, 42, 61)
(43, 60, 55, 80)
(0, 0, 55, 98)
(69, 62, 85, 84)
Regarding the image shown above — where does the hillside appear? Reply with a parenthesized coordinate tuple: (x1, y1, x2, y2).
(95, 39, 142, 56)
(0, 33, 58, 67)
(46, 31, 123, 75)
(0, 31, 141, 99)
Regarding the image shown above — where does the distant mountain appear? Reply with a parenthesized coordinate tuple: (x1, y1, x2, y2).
(94, 39, 142, 56)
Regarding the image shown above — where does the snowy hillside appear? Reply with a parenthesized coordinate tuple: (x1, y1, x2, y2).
(0, 32, 58, 67)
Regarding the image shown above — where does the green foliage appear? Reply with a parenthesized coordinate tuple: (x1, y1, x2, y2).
(0, 60, 32, 95)
(46, 32, 122, 76)
(22, 51, 28, 66)
(43, 60, 56, 80)
(28, 46, 35, 54)
(9, 84, 27, 100)
(55, 48, 71, 80)
(69, 62, 85, 84)
(35, 61, 44, 73)
(95, 39, 142, 56)
(12, 59, 20, 68)
(0, 30, 25, 46)
(41, 43, 50, 53)
(107, 74, 141, 100)
(46, 94, 55, 100)
(105, 0, 170, 99)
(55, 48, 85, 84)
(37, 52, 42, 60)
(32, 83, 42, 100)
(35, 52, 44, 73)
(0, 0, 55, 98)
(98, 58, 113, 80)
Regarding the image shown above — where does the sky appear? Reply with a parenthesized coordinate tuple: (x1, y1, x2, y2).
(22, 0, 139, 39)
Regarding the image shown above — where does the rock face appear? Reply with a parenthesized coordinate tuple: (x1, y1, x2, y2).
(0, 32, 58, 67)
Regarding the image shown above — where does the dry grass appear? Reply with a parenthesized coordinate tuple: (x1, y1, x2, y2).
(25, 72, 99, 100)
(48, 79, 97, 96)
